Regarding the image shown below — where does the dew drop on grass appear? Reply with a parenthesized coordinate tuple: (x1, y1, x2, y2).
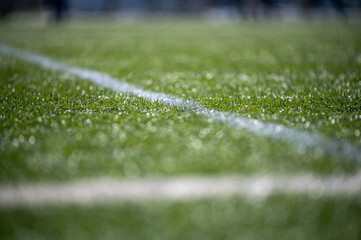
(199, 128, 210, 139)
(216, 131, 224, 139)
(29, 136, 36, 145)
(355, 130, 360, 137)
(191, 138, 203, 150)
(12, 139, 19, 148)
(205, 73, 213, 80)
(119, 132, 127, 142)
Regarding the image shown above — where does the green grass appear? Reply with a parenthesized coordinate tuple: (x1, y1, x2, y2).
(1, 196, 360, 240)
(0, 18, 361, 239)
(1, 20, 360, 142)
(0, 55, 357, 182)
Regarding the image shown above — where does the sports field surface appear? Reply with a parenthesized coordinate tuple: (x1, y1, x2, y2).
(0, 18, 361, 239)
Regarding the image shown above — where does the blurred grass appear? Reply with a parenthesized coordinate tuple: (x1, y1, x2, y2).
(0, 195, 360, 240)
(2, 55, 356, 183)
(0, 20, 360, 142)
(0, 18, 361, 240)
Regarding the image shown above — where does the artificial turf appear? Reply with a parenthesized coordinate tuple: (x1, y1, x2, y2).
(0, 54, 358, 182)
(0, 195, 360, 240)
(0, 18, 360, 239)
(0, 20, 360, 142)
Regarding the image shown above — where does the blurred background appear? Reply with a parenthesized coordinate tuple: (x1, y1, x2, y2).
(1, 0, 361, 21)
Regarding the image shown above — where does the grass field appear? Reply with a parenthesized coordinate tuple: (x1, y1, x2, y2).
(0, 18, 361, 239)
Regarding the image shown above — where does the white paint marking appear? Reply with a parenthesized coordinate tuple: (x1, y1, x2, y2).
(0, 174, 360, 207)
(0, 43, 360, 162)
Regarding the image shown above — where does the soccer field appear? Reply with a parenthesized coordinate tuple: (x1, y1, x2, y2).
(0, 18, 361, 239)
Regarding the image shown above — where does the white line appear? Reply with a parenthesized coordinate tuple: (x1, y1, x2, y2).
(0, 174, 360, 207)
(1, 43, 361, 162)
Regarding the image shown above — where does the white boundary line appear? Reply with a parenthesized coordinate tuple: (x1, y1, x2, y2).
(0, 174, 360, 207)
(0, 43, 361, 162)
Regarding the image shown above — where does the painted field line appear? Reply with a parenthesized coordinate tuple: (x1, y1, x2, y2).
(0, 173, 360, 207)
(0, 43, 360, 162)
